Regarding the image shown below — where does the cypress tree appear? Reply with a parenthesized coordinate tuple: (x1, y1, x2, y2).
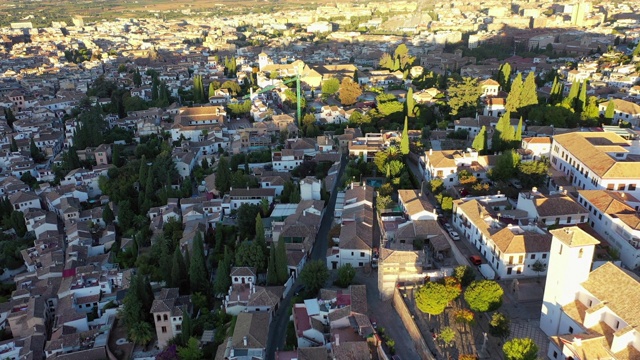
(498, 63, 512, 91)
(4, 108, 15, 129)
(151, 79, 158, 101)
(10, 137, 17, 152)
(577, 80, 587, 113)
(171, 247, 188, 293)
(112, 144, 122, 167)
(208, 82, 215, 99)
(189, 231, 209, 295)
(400, 116, 409, 155)
(215, 156, 231, 194)
(563, 81, 580, 108)
(515, 117, 523, 142)
(267, 245, 278, 285)
(519, 72, 538, 109)
(255, 213, 265, 245)
(604, 100, 616, 121)
(581, 96, 600, 123)
(102, 204, 115, 225)
(492, 111, 514, 151)
(471, 126, 487, 153)
(505, 73, 522, 113)
(406, 87, 415, 118)
(275, 239, 289, 284)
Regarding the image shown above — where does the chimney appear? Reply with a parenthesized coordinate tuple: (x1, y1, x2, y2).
(429, 148, 433, 155)
(532, 187, 538, 193)
(335, 334, 340, 346)
(573, 337, 582, 347)
(243, 336, 248, 346)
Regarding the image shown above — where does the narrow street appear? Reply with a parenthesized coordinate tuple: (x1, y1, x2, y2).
(265, 154, 347, 359)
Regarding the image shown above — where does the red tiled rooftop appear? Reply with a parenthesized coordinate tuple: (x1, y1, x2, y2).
(294, 306, 310, 336)
(336, 293, 351, 307)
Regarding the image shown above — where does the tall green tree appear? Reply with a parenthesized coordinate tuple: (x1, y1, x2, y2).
(267, 245, 279, 285)
(102, 204, 115, 225)
(215, 156, 231, 194)
(447, 77, 482, 116)
(4, 108, 16, 129)
(171, 247, 188, 293)
(471, 126, 487, 153)
(9, 137, 17, 152)
(633, 41, 640, 57)
(581, 96, 600, 124)
(519, 72, 538, 109)
(492, 111, 514, 151)
(400, 116, 409, 155)
(235, 240, 266, 272)
(505, 73, 522, 113)
(502, 338, 539, 360)
(213, 254, 231, 296)
(497, 63, 512, 91)
(604, 100, 615, 122)
(189, 231, 209, 295)
(255, 213, 265, 245)
(562, 81, 580, 109)
(490, 150, 521, 181)
(133, 69, 142, 87)
(275, 239, 289, 284)
(128, 321, 154, 348)
(577, 80, 587, 113)
(406, 87, 415, 118)
(515, 117, 523, 142)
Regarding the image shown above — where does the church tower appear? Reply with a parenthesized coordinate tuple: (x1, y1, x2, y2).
(540, 226, 599, 336)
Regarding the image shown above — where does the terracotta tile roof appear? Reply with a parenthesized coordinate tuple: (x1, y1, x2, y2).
(339, 222, 372, 251)
(232, 312, 270, 349)
(491, 227, 552, 254)
(534, 194, 587, 217)
(581, 262, 640, 329)
(398, 189, 434, 216)
(550, 226, 600, 247)
(553, 132, 640, 179)
(349, 285, 367, 314)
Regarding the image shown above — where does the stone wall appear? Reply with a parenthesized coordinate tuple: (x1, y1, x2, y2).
(391, 287, 436, 360)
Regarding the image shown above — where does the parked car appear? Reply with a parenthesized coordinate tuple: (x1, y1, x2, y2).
(443, 223, 453, 232)
(469, 255, 482, 265)
(509, 178, 523, 189)
(448, 230, 460, 241)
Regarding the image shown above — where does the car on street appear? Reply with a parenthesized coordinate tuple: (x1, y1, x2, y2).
(448, 230, 460, 241)
(469, 255, 482, 265)
(443, 223, 453, 232)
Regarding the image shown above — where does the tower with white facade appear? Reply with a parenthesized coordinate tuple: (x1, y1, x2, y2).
(258, 52, 269, 71)
(540, 226, 599, 336)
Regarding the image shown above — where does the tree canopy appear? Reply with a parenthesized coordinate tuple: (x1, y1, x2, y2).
(299, 260, 329, 295)
(447, 77, 482, 117)
(502, 338, 539, 360)
(415, 279, 460, 316)
(464, 280, 504, 312)
(339, 78, 362, 106)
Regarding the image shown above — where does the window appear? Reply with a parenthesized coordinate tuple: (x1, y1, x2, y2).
(580, 216, 585, 223)
(559, 245, 563, 255)
(507, 267, 512, 275)
(518, 255, 524, 264)
(359, 262, 363, 266)
(351, 252, 354, 256)
(629, 184, 636, 191)
(569, 326, 574, 334)
(618, 184, 626, 191)
(508, 256, 513, 265)
(360, 252, 365, 257)
(516, 268, 522, 274)
(616, 320, 620, 329)
(567, 216, 571, 223)
(531, 254, 536, 260)
(553, 351, 558, 359)
(542, 253, 547, 259)
(176, 324, 182, 331)
(161, 326, 167, 333)
(163, 314, 168, 321)
(579, 249, 583, 258)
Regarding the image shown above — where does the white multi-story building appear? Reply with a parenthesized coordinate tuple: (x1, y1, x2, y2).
(423, 148, 494, 188)
(452, 195, 552, 279)
(550, 132, 640, 199)
(271, 149, 304, 171)
(540, 226, 640, 359)
(578, 190, 640, 270)
(598, 99, 640, 126)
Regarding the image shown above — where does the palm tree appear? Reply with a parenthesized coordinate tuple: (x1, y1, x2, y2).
(129, 321, 155, 350)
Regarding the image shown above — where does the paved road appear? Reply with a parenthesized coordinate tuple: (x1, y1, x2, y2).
(265, 155, 347, 359)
